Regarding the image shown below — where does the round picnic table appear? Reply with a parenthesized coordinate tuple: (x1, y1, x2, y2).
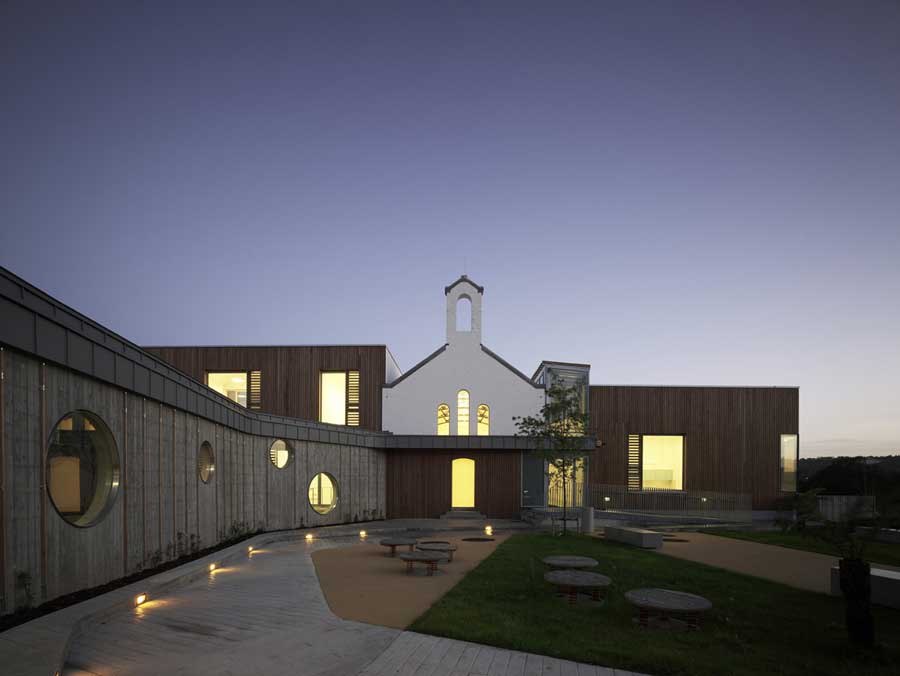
(416, 542, 458, 562)
(542, 555, 599, 570)
(624, 588, 712, 630)
(379, 537, 418, 557)
(544, 570, 612, 606)
(398, 551, 446, 576)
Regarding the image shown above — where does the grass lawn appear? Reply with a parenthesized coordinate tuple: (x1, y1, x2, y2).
(709, 529, 900, 568)
(409, 533, 900, 676)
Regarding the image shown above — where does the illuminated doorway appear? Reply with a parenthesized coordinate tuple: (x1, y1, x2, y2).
(451, 458, 475, 508)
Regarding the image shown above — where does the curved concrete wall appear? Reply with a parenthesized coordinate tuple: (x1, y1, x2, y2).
(0, 348, 386, 615)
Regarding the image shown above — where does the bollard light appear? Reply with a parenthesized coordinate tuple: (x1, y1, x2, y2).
(135, 593, 148, 607)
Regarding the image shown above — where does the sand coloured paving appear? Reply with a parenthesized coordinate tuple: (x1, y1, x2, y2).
(657, 531, 900, 593)
(311, 533, 508, 628)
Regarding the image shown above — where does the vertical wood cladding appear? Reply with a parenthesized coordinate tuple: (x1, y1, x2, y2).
(386, 450, 521, 519)
(144, 346, 388, 431)
(588, 386, 799, 510)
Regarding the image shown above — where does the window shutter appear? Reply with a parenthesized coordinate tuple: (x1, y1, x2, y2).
(346, 370, 360, 426)
(249, 370, 262, 410)
(627, 434, 641, 491)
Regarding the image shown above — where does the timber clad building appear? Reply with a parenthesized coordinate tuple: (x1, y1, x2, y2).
(0, 267, 798, 613)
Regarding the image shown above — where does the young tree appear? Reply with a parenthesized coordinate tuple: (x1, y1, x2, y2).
(514, 383, 590, 535)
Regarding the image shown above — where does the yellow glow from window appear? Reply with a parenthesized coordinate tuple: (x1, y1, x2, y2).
(269, 439, 291, 469)
(457, 390, 470, 435)
(437, 404, 450, 435)
(320, 372, 347, 424)
(49, 456, 81, 513)
(452, 457, 475, 508)
(548, 458, 585, 507)
(780, 434, 798, 492)
(309, 472, 338, 514)
(477, 404, 490, 436)
(642, 435, 684, 490)
(207, 372, 248, 407)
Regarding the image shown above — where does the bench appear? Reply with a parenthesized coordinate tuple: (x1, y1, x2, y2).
(605, 526, 663, 549)
(830, 566, 900, 609)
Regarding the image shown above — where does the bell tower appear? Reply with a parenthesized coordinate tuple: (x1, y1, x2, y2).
(445, 275, 483, 346)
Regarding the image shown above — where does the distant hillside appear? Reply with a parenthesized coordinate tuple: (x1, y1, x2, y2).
(799, 455, 900, 483)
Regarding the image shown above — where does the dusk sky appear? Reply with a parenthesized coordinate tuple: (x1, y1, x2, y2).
(2, 1, 899, 457)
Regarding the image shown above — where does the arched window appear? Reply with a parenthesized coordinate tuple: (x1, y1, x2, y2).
(437, 404, 450, 435)
(456, 296, 472, 331)
(457, 389, 470, 435)
(477, 404, 490, 436)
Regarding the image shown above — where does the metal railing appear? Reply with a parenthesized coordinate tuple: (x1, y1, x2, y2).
(590, 484, 753, 523)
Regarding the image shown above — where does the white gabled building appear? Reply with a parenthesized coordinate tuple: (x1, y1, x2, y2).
(382, 275, 546, 436)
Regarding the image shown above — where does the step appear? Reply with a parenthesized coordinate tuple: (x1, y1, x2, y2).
(439, 510, 486, 520)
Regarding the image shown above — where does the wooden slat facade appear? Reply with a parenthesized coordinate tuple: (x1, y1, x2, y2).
(386, 449, 522, 519)
(145, 345, 389, 431)
(588, 385, 799, 510)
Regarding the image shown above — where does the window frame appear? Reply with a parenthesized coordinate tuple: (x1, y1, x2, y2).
(627, 433, 686, 492)
(779, 433, 799, 493)
(205, 370, 261, 409)
(318, 370, 360, 426)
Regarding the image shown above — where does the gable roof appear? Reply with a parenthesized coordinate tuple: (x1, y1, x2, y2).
(481, 344, 545, 388)
(382, 344, 448, 388)
(444, 274, 484, 295)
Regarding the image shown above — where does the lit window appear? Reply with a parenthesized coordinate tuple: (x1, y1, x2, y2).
(477, 404, 490, 435)
(309, 472, 338, 515)
(548, 458, 584, 508)
(641, 435, 684, 490)
(198, 442, 215, 483)
(457, 390, 470, 435)
(437, 404, 450, 435)
(269, 439, 292, 469)
(207, 372, 248, 406)
(452, 458, 475, 508)
(319, 371, 360, 425)
(780, 434, 798, 492)
(47, 411, 120, 527)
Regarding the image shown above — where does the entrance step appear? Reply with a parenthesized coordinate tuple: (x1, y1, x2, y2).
(440, 509, 486, 520)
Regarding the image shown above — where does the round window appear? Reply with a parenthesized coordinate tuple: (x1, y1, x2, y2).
(198, 442, 215, 483)
(269, 439, 292, 469)
(308, 472, 338, 515)
(47, 411, 120, 527)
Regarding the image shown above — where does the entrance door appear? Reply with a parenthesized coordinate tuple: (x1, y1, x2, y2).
(451, 458, 475, 509)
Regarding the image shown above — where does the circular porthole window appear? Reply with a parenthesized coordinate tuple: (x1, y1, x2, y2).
(198, 442, 215, 483)
(47, 411, 120, 527)
(269, 439, 292, 469)
(308, 472, 338, 515)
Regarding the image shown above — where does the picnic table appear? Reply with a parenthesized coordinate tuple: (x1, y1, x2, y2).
(544, 570, 612, 606)
(416, 542, 458, 562)
(542, 555, 599, 570)
(398, 551, 446, 576)
(379, 537, 418, 557)
(624, 588, 712, 630)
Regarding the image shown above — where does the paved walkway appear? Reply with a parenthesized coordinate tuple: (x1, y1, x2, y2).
(63, 528, 646, 676)
(658, 531, 900, 593)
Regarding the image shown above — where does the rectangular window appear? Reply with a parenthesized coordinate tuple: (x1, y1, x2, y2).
(627, 434, 684, 491)
(207, 372, 248, 407)
(780, 434, 798, 492)
(319, 371, 360, 426)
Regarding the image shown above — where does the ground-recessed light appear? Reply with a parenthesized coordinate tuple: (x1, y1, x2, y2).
(359, 530, 367, 538)
(248, 545, 254, 553)
(135, 593, 147, 606)
(305, 533, 314, 541)
(485, 525, 493, 536)
(209, 563, 216, 572)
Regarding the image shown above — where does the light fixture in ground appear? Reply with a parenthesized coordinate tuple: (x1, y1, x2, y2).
(305, 533, 314, 541)
(603, 496, 611, 502)
(208, 563, 216, 572)
(135, 593, 148, 607)
(359, 530, 367, 538)
(484, 525, 493, 536)
(248, 545, 254, 553)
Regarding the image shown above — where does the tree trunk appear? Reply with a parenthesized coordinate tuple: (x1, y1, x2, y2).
(839, 558, 874, 647)
(562, 468, 567, 536)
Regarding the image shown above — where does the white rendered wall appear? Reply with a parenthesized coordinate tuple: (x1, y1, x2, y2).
(383, 278, 545, 435)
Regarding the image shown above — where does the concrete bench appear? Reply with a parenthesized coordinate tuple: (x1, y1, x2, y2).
(605, 526, 663, 549)
(830, 566, 900, 609)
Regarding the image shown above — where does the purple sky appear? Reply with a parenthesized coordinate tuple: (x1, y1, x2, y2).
(2, 2, 899, 457)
